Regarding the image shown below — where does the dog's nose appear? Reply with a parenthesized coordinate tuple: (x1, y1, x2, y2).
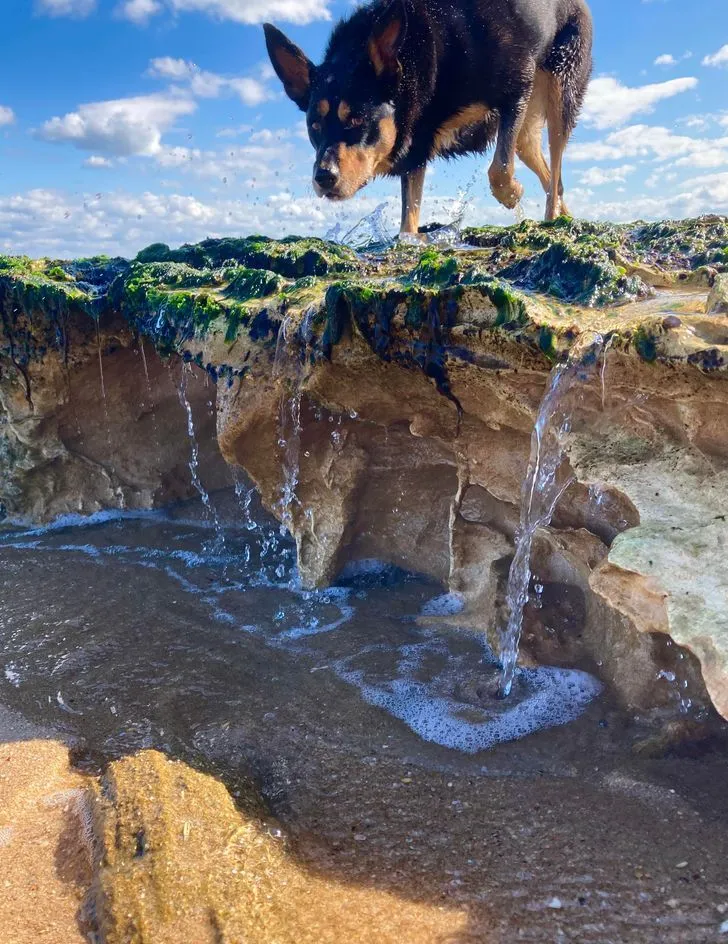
(314, 165, 339, 191)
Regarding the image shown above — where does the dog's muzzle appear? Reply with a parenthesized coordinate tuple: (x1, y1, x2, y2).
(313, 154, 341, 198)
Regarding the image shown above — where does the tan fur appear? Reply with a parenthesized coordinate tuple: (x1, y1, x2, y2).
(545, 76, 568, 220)
(337, 101, 351, 123)
(432, 104, 492, 156)
(368, 19, 402, 77)
(274, 48, 311, 104)
(317, 99, 330, 118)
(334, 116, 397, 198)
(516, 70, 551, 194)
(400, 166, 427, 235)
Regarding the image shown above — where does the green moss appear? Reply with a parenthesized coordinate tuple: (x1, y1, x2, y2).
(500, 240, 647, 306)
(538, 325, 557, 360)
(633, 325, 658, 362)
(136, 235, 357, 278)
(411, 249, 461, 287)
(46, 266, 75, 283)
(225, 267, 283, 302)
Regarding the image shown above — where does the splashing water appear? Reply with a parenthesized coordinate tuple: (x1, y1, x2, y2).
(498, 335, 605, 697)
(273, 311, 315, 538)
(178, 363, 223, 550)
(339, 201, 395, 251)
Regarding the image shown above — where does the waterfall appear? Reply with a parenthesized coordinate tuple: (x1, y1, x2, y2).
(498, 335, 605, 697)
(178, 362, 224, 551)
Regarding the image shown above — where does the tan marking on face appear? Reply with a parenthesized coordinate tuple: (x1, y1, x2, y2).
(337, 101, 351, 123)
(317, 99, 330, 117)
(432, 104, 492, 156)
(333, 116, 397, 199)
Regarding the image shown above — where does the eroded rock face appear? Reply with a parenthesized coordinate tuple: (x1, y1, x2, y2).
(1, 219, 727, 720)
(0, 258, 229, 522)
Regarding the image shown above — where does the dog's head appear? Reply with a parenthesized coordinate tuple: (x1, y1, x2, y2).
(264, 0, 406, 201)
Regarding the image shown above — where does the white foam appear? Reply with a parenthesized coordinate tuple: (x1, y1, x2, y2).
(421, 593, 465, 617)
(4, 664, 21, 687)
(334, 661, 602, 754)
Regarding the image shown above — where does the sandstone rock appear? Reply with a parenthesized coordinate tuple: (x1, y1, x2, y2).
(0, 723, 93, 944)
(93, 750, 466, 944)
(2, 219, 727, 721)
(708, 274, 728, 315)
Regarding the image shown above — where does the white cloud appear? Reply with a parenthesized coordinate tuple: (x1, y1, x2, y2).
(0, 106, 15, 127)
(38, 92, 197, 157)
(36, 0, 96, 16)
(702, 45, 728, 68)
(582, 76, 698, 129)
(83, 155, 113, 168)
(578, 164, 636, 186)
(654, 54, 676, 67)
(121, 0, 331, 25)
(168, 0, 330, 24)
(569, 124, 713, 163)
(115, 0, 162, 22)
(148, 58, 271, 105)
(567, 171, 728, 222)
(228, 77, 271, 106)
(154, 140, 296, 182)
(3, 170, 728, 261)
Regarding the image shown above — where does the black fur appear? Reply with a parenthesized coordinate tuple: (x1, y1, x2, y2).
(265, 0, 593, 228)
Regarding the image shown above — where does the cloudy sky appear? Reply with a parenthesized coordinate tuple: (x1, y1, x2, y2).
(1, 0, 727, 258)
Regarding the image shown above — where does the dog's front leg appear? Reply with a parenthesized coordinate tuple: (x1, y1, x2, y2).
(488, 78, 534, 211)
(400, 167, 427, 238)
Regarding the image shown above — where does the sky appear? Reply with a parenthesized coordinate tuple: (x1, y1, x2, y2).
(0, 0, 727, 258)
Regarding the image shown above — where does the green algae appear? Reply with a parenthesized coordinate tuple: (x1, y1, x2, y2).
(1, 219, 726, 393)
(136, 235, 357, 279)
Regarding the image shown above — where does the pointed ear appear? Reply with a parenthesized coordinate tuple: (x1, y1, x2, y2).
(368, 0, 407, 78)
(263, 23, 314, 111)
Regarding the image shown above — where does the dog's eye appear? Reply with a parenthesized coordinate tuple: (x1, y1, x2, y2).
(311, 122, 322, 133)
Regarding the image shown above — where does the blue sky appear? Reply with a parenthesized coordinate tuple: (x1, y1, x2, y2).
(1, 0, 727, 257)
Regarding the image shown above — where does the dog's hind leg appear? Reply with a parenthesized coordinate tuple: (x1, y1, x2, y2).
(400, 166, 427, 237)
(488, 71, 535, 211)
(516, 71, 551, 198)
(542, 2, 593, 220)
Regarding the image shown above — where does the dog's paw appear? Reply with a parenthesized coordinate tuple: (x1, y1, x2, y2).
(545, 195, 571, 222)
(489, 172, 524, 210)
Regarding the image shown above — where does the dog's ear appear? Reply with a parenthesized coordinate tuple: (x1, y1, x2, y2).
(263, 24, 314, 111)
(368, 0, 407, 78)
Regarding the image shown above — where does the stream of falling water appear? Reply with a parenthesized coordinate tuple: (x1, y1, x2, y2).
(498, 335, 605, 697)
(273, 311, 316, 539)
(177, 363, 224, 551)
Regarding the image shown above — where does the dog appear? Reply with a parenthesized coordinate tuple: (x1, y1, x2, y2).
(264, 0, 592, 237)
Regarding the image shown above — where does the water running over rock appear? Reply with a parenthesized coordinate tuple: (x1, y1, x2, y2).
(498, 336, 605, 697)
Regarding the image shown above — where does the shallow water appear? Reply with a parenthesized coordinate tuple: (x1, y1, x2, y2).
(3, 496, 728, 941)
(0, 493, 604, 764)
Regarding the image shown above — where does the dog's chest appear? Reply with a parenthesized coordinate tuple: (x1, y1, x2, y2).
(430, 104, 497, 158)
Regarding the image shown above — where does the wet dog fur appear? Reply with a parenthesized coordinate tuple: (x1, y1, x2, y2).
(264, 0, 593, 236)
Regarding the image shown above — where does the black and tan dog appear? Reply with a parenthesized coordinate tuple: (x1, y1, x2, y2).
(264, 0, 592, 236)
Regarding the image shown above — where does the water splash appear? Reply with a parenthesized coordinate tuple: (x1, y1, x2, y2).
(498, 334, 604, 697)
(339, 201, 395, 251)
(178, 363, 223, 551)
(273, 311, 316, 538)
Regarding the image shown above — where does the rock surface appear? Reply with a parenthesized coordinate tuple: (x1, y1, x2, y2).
(0, 711, 93, 944)
(93, 750, 466, 944)
(1, 217, 727, 718)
